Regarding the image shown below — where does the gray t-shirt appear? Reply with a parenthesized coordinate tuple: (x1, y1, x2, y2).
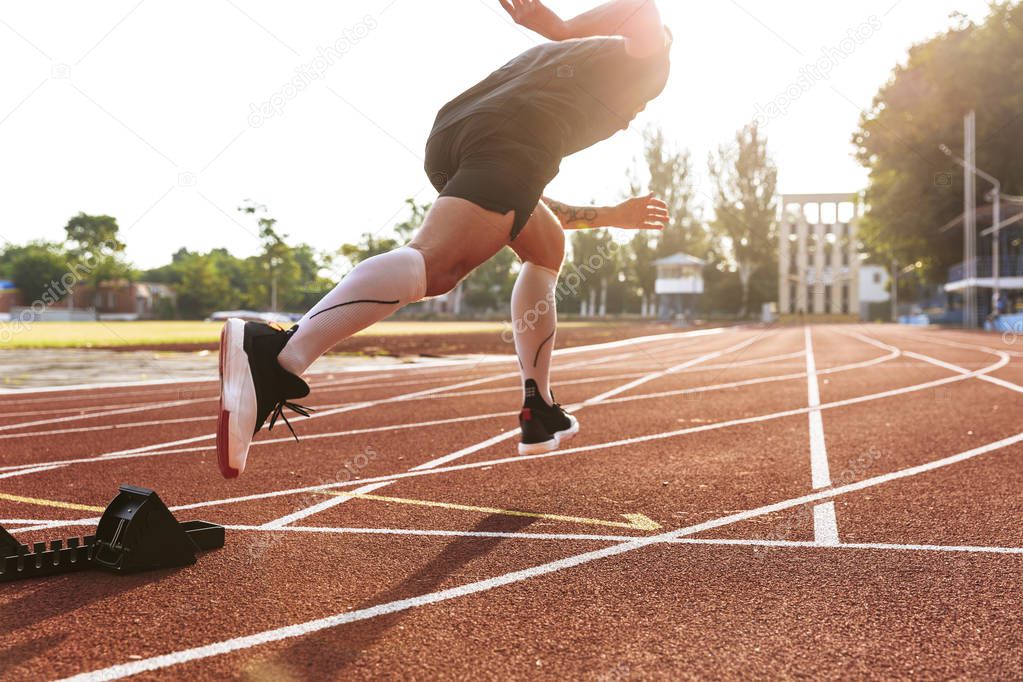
(431, 35, 671, 159)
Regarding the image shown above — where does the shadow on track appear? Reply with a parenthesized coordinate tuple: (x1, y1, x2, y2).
(0, 571, 166, 671)
(248, 514, 538, 678)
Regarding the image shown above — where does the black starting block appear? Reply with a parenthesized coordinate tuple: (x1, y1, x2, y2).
(1, 485, 224, 583)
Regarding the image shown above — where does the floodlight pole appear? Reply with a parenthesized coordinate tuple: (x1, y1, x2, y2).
(940, 115, 1002, 325)
(892, 260, 899, 323)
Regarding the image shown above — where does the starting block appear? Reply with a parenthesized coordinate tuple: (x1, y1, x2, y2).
(1, 485, 224, 583)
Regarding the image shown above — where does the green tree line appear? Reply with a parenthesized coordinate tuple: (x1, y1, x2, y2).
(853, 2, 1023, 280)
(0, 121, 780, 320)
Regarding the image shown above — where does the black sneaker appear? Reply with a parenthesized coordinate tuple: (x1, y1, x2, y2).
(518, 379, 580, 455)
(217, 319, 312, 478)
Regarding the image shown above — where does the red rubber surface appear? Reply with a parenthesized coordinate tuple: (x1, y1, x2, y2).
(1, 324, 1022, 680)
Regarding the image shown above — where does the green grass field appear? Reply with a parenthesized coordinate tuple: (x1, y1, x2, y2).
(0, 320, 607, 349)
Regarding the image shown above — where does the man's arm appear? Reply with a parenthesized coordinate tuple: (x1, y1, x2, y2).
(499, 0, 666, 57)
(543, 194, 669, 231)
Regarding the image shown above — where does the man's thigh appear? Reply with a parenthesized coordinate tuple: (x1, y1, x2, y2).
(409, 196, 514, 295)
(509, 202, 565, 272)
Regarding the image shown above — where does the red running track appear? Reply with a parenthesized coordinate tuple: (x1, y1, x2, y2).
(0, 324, 1021, 680)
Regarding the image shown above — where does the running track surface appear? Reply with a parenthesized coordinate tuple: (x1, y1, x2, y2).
(1, 324, 1021, 680)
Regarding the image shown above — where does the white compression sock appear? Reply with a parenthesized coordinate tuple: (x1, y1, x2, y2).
(511, 261, 559, 404)
(278, 246, 427, 376)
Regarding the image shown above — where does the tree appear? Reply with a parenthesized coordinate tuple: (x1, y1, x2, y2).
(338, 199, 428, 269)
(629, 126, 706, 315)
(63, 212, 132, 315)
(463, 247, 517, 313)
(852, 3, 1023, 279)
(708, 121, 778, 317)
(635, 127, 705, 259)
(0, 241, 71, 305)
(239, 201, 302, 312)
(567, 229, 624, 316)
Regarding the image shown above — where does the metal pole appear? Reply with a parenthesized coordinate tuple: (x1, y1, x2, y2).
(964, 112, 977, 329)
(993, 186, 1001, 316)
(891, 260, 899, 323)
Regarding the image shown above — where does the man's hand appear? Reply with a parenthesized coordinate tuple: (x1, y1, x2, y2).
(610, 193, 669, 230)
(498, 0, 567, 41)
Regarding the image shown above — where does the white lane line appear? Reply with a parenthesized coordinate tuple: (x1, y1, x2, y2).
(64, 329, 725, 463)
(804, 327, 831, 489)
(583, 334, 762, 405)
(0, 367, 674, 440)
(0, 335, 918, 529)
(163, 347, 1007, 514)
(222, 524, 1023, 556)
(0, 397, 211, 433)
(62, 430, 1023, 682)
(256, 333, 741, 527)
(893, 329, 1023, 359)
(0, 329, 724, 405)
(0, 369, 533, 476)
(846, 329, 1023, 395)
(29, 348, 1001, 530)
(0, 464, 65, 480)
(0, 338, 884, 475)
(812, 502, 840, 545)
(804, 327, 838, 545)
(415, 333, 764, 473)
(0, 376, 215, 398)
(904, 351, 1023, 394)
(0, 411, 515, 473)
(0, 416, 217, 441)
(259, 481, 393, 530)
(0, 518, 65, 526)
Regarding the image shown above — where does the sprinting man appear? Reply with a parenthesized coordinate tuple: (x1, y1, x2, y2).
(217, 0, 673, 477)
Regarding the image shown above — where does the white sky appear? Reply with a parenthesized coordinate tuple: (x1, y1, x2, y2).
(0, 0, 991, 269)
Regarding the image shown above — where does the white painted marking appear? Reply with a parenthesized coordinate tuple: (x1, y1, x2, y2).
(0, 328, 725, 402)
(0, 338, 878, 475)
(161, 348, 1006, 515)
(62, 430, 1023, 682)
(0, 518, 65, 526)
(9, 332, 966, 533)
(584, 334, 761, 404)
(804, 327, 837, 544)
(0, 415, 216, 441)
(222, 524, 1023, 556)
(804, 327, 832, 490)
(0, 397, 210, 433)
(812, 502, 840, 546)
(259, 481, 393, 530)
(43, 329, 721, 468)
(845, 329, 1023, 396)
(904, 351, 1023, 394)
(0, 376, 214, 397)
(258, 334, 740, 527)
(27, 347, 999, 533)
(0, 464, 65, 480)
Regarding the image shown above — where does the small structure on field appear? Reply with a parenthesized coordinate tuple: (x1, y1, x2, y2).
(654, 253, 705, 321)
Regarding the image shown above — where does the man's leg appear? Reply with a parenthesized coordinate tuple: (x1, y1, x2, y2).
(508, 202, 566, 404)
(278, 197, 513, 375)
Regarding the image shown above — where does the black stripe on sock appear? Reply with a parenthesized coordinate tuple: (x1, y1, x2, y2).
(533, 330, 556, 368)
(309, 299, 400, 320)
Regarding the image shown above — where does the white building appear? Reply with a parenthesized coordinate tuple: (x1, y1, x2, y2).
(654, 253, 705, 320)
(780, 193, 864, 318)
(859, 264, 891, 311)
